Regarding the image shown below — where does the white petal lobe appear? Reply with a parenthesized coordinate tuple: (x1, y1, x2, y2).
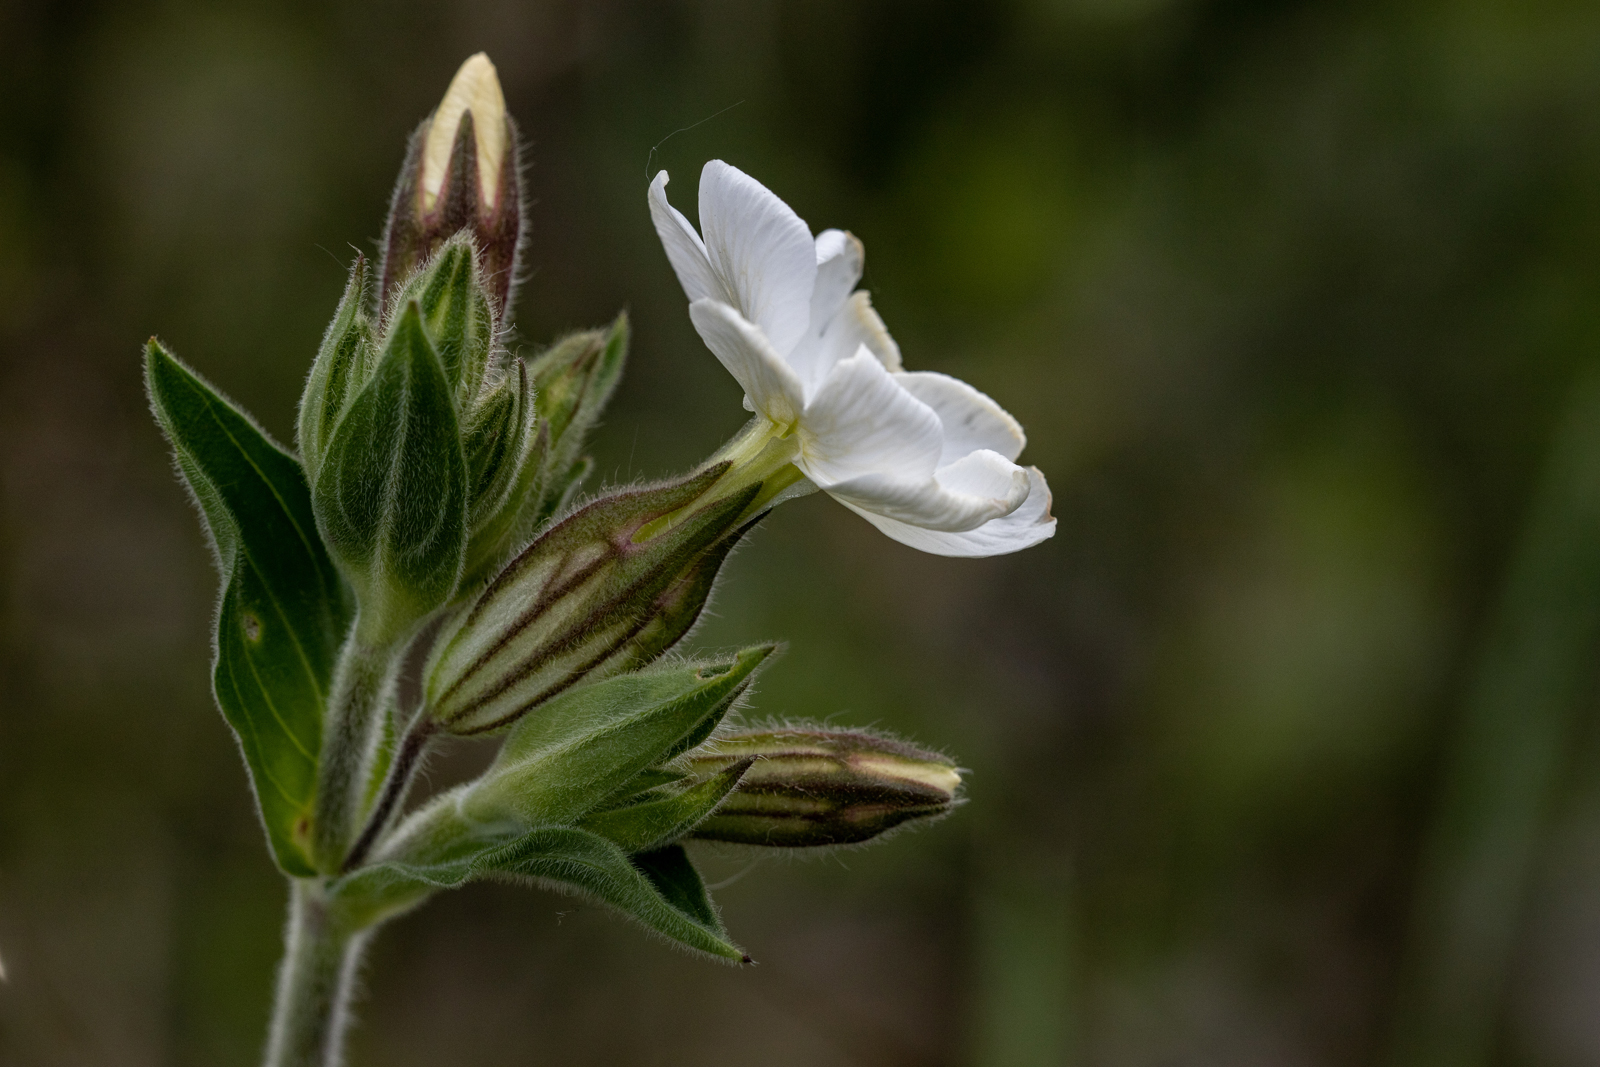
(811, 229, 864, 328)
(797, 349, 943, 484)
(843, 466, 1057, 556)
(698, 161, 818, 356)
(896, 372, 1026, 464)
(820, 450, 1027, 532)
(648, 171, 728, 306)
(688, 299, 805, 428)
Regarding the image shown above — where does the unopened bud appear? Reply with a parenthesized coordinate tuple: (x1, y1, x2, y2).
(687, 730, 961, 848)
(423, 467, 760, 734)
(381, 53, 523, 315)
(521, 315, 627, 529)
(422, 54, 507, 214)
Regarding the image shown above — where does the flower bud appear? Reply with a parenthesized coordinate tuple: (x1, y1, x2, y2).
(394, 233, 495, 407)
(520, 315, 628, 529)
(380, 53, 523, 315)
(313, 300, 468, 645)
(422, 467, 761, 735)
(686, 730, 961, 847)
(297, 255, 376, 482)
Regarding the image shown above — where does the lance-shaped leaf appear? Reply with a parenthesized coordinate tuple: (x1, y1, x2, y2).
(314, 301, 468, 644)
(523, 316, 627, 528)
(460, 359, 542, 587)
(688, 729, 962, 848)
(634, 844, 722, 932)
(460, 646, 774, 824)
(297, 256, 376, 481)
(333, 821, 743, 959)
(145, 342, 351, 876)
(424, 466, 758, 734)
(593, 767, 690, 811)
(579, 758, 753, 853)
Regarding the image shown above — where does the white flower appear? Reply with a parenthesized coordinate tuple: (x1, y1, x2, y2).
(648, 160, 1055, 557)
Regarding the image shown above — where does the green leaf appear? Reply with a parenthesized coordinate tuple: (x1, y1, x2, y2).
(592, 767, 690, 811)
(461, 646, 774, 825)
(296, 256, 375, 481)
(424, 465, 758, 733)
(145, 341, 351, 876)
(579, 758, 752, 853)
(634, 845, 722, 934)
(335, 823, 744, 959)
(314, 301, 468, 643)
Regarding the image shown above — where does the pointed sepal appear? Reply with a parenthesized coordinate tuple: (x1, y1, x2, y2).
(523, 315, 627, 528)
(297, 256, 377, 482)
(460, 359, 542, 587)
(391, 233, 495, 406)
(579, 758, 752, 853)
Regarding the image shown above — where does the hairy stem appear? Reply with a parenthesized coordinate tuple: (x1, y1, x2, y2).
(313, 629, 401, 871)
(263, 881, 369, 1067)
(342, 712, 439, 873)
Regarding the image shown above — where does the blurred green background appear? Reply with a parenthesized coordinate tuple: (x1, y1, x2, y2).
(6, 0, 1600, 1064)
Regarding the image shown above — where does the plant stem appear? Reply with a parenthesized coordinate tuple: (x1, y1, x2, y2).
(263, 880, 369, 1067)
(313, 630, 400, 872)
(343, 712, 439, 873)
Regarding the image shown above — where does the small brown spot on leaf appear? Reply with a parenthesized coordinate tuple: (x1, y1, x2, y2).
(243, 613, 262, 642)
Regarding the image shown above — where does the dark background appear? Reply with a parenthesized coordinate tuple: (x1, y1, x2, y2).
(5, 0, 1600, 1064)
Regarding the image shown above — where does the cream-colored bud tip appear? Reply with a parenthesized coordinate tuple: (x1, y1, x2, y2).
(422, 52, 508, 211)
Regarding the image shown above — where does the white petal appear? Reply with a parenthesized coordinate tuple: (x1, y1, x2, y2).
(699, 161, 817, 357)
(852, 291, 901, 372)
(788, 292, 903, 400)
(648, 171, 728, 306)
(842, 466, 1057, 557)
(688, 299, 805, 427)
(811, 229, 863, 328)
(821, 450, 1028, 532)
(895, 371, 1026, 464)
(797, 348, 943, 484)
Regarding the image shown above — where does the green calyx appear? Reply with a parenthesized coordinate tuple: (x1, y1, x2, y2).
(424, 465, 762, 734)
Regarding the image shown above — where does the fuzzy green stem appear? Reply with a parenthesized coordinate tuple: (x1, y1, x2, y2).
(342, 712, 439, 873)
(634, 418, 811, 543)
(263, 881, 369, 1067)
(313, 628, 402, 871)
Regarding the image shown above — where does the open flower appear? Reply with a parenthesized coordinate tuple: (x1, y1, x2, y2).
(649, 161, 1055, 557)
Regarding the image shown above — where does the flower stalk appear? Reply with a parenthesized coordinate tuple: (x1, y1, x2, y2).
(311, 632, 403, 873)
(263, 881, 370, 1067)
